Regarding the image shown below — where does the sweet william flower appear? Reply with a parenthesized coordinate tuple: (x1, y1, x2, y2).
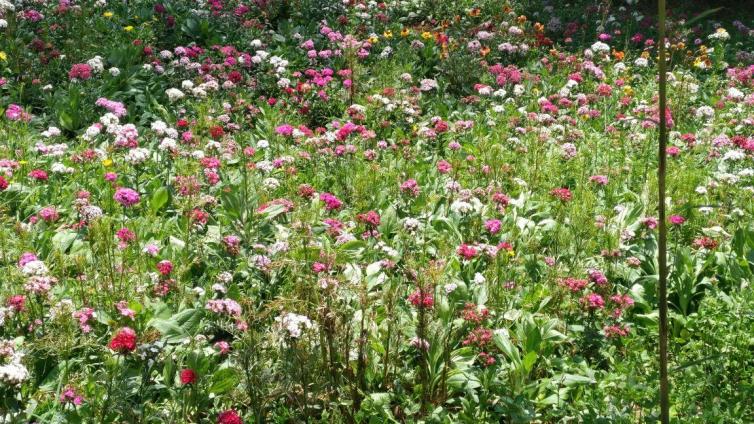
(179, 368, 198, 385)
(109, 327, 137, 353)
(113, 187, 140, 207)
(217, 410, 243, 424)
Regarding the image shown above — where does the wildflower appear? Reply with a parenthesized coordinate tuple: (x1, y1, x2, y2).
(179, 369, 198, 385)
(109, 327, 137, 353)
(550, 187, 572, 202)
(59, 386, 84, 406)
(217, 410, 243, 424)
(276, 312, 315, 338)
(68, 64, 93, 80)
(156, 260, 173, 276)
(319, 192, 343, 210)
(484, 219, 502, 235)
(581, 293, 605, 309)
(668, 215, 686, 225)
(456, 244, 478, 260)
(113, 187, 140, 207)
(407, 289, 434, 308)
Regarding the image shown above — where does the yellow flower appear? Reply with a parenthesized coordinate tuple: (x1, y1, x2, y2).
(102, 159, 114, 167)
(421, 31, 433, 40)
(507, 250, 515, 257)
(19, 161, 28, 165)
(368, 36, 378, 44)
(103, 11, 113, 18)
(383, 30, 393, 39)
(0, 51, 6, 61)
(401, 28, 410, 37)
(124, 26, 134, 32)
(623, 86, 634, 96)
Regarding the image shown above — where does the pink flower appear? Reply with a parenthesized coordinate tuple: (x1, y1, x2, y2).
(581, 293, 605, 309)
(400, 179, 420, 197)
(589, 175, 609, 185)
(456, 244, 478, 260)
(5, 104, 32, 122)
(484, 219, 502, 235)
(68, 63, 93, 80)
(407, 289, 434, 308)
(668, 215, 685, 225)
(319, 192, 343, 211)
(113, 187, 140, 207)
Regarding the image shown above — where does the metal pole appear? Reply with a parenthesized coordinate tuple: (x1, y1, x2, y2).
(657, 0, 670, 422)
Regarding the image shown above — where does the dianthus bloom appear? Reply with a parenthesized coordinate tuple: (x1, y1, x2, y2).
(0, 176, 8, 191)
(109, 327, 137, 353)
(400, 179, 420, 197)
(179, 368, 198, 385)
(113, 187, 140, 207)
(217, 410, 243, 424)
(68, 63, 93, 80)
(156, 260, 173, 276)
(550, 187, 572, 202)
(484, 219, 502, 235)
(581, 293, 605, 309)
(589, 175, 609, 186)
(319, 192, 343, 210)
(457, 244, 478, 260)
(407, 289, 434, 308)
(668, 215, 686, 225)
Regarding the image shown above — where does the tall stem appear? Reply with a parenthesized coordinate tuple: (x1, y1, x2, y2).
(657, 1, 670, 422)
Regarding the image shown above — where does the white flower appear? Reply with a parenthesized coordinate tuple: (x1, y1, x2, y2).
(87, 56, 105, 73)
(125, 148, 151, 165)
(276, 312, 315, 338)
(419, 78, 438, 91)
(21, 260, 48, 277)
(0, 358, 30, 386)
(591, 41, 610, 53)
(403, 217, 420, 232)
(450, 200, 474, 215)
(262, 177, 280, 190)
(165, 88, 185, 102)
(708, 28, 730, 41)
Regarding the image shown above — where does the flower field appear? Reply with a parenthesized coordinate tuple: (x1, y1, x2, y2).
(1, 0, 754, 422)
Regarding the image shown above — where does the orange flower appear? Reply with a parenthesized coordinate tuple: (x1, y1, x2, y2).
(517, 15, 527, 24)
(534, 22, 544, 33)
(612, 50, 625, 61)
(469, 8, 481, 17)
(480, 46, 491, 56)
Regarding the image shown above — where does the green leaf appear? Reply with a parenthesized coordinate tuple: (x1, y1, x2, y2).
(522, 351, 538, 373)
(209, 368, 239, 394)
(51, 230, 78, 254)
(150, 187, 170, 212)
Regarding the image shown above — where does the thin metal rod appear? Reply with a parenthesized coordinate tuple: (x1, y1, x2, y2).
(657, 0, 670, 422)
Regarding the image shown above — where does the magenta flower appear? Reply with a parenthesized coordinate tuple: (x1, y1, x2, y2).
(113, 187, 140, 207)
(668, 215, 686, 225)
(484, 219, 502, 235)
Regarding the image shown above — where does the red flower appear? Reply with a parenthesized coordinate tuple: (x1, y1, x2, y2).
(210, 125, 225, 139)
(156, 260, 173, 276)
(179, 368, 198, 385)
(109, 327, 137, 353)
(0, 175, 8, 191)
(550, 187, 572, 202)
(217, 410, 243, 424)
